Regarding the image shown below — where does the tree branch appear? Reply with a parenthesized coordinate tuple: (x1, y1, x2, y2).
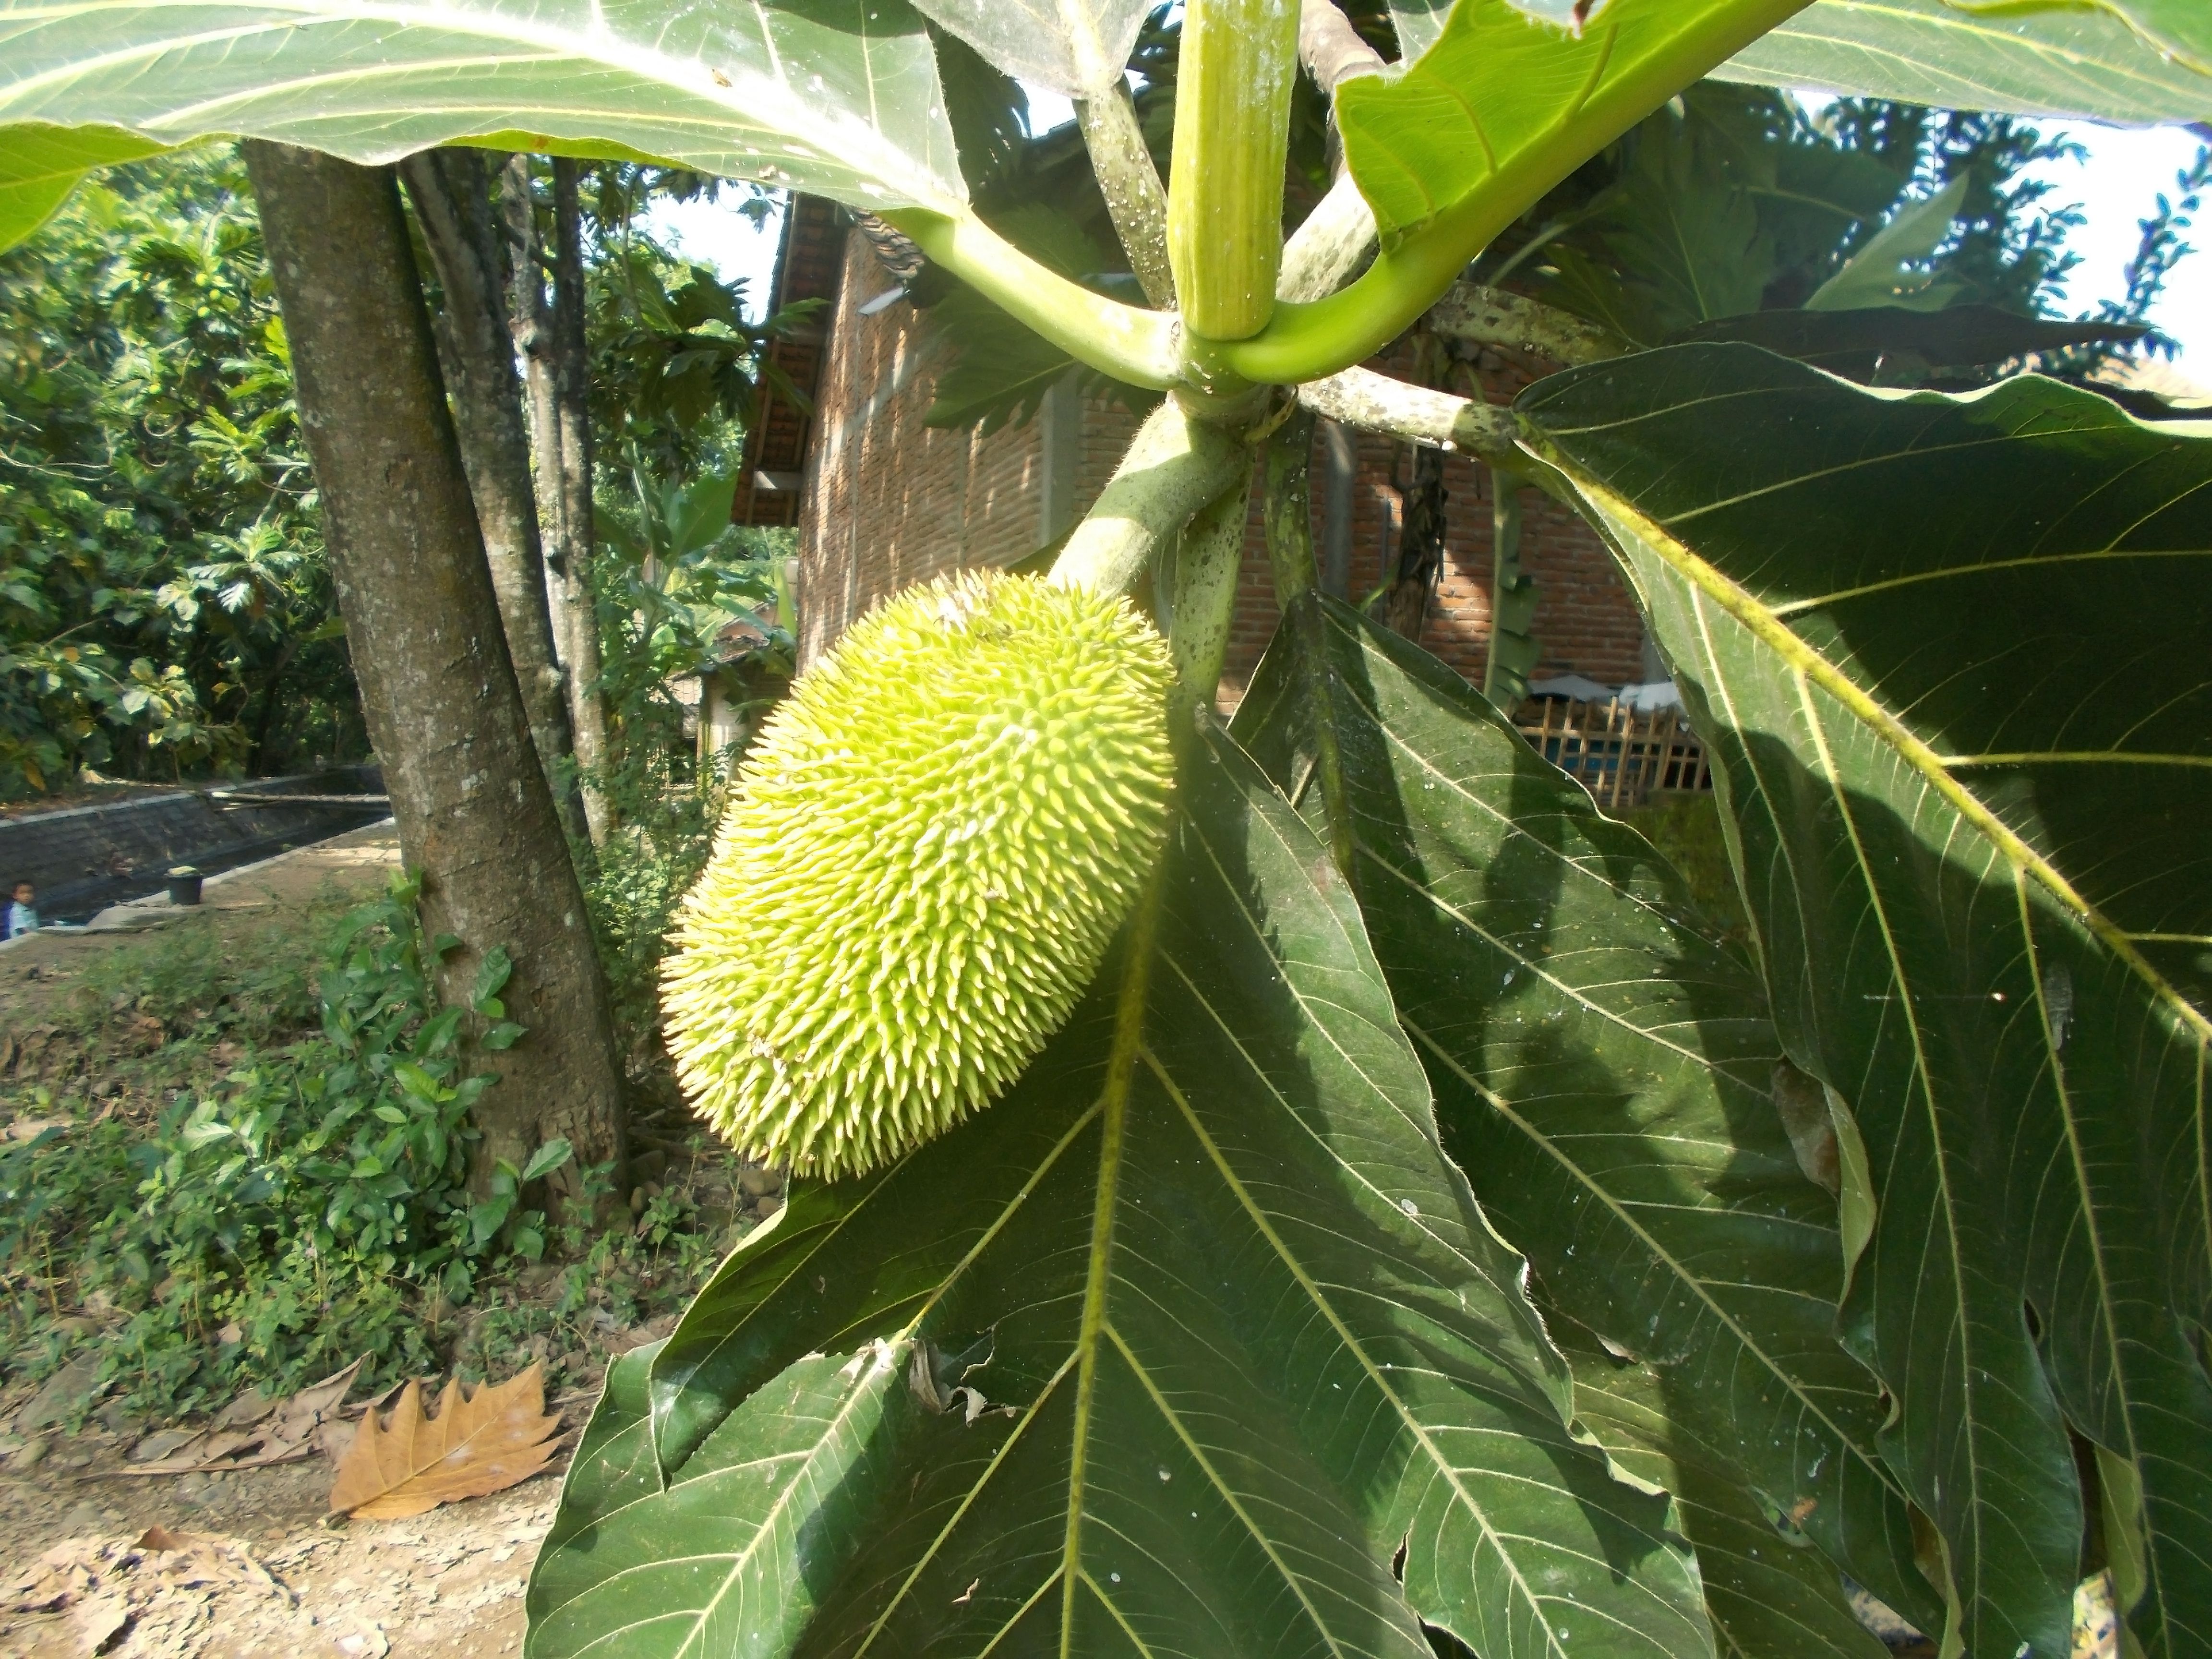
(1077, 83, 1176, 309)
(1295, 366, 1517, 463)
(1299, 0, 1385, 98)
(1279, 174, 1378, 303)
(1426, 283, 1624, 365)
(1277, 0, 1384, 304)
(1049, 397, 1250, 598)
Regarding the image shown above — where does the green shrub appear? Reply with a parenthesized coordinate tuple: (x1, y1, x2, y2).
(0, 875, 569, 1416)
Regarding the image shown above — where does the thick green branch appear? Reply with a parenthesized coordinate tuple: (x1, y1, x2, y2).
(1428, 284, 1625, 365)
(1296, 366, 1516, 463)
(1278, 173, 1377, 304)
(883, 208, 1181, 389)
(1167, 477, 1253, 698)
(1261, 409, 1356, 880)
(1169, 0, 1300, 340)
(1077, 84, 1175, 310)
(1277, 0, 1384, 304)
(1050, 398, 1250, 599)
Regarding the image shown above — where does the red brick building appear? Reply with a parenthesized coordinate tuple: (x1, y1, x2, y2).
(739, 200, 1656, 706)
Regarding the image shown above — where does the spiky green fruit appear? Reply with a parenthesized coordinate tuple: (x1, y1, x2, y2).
(662, 570, 1175, 1180)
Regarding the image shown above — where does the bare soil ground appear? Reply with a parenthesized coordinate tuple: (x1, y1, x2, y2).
(0, 1449, 560, 1657)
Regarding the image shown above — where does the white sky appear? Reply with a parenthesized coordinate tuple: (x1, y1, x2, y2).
(640, 93, 2210, 386)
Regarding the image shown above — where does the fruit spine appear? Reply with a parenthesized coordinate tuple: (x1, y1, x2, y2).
(661, 570, 1175, 1180)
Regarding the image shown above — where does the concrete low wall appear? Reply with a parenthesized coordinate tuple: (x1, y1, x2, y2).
(0, 766, 385, 922)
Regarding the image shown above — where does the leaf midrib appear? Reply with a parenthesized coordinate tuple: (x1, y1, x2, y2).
(1395, 1002, 1905, 1511)
(1570, 474, 2212, 1050)
(1138, 1046, 1574, 1659)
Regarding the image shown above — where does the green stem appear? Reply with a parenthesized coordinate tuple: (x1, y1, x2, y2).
(882, 208, 1180, 389)
(1077, 84, 1176, 310)
(1429, 284, 1625, 366)
(1168, 0, 1301, 341)
(1482, 466, 1539, 705)
(1216, 0, 1812, 384)
(1049, 398, 1250, 598)
(1296, 365, 1516, 463)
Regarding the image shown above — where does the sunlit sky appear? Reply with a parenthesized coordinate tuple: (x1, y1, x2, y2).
(641, 91, 2212, 389)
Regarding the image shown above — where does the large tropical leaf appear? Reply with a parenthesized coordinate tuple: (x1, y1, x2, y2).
(0, 0, 965, 225)
(905, 0, 1149, 95)
(1335, 0, 1810, 245)
(1717, 0, 2212, 122)
(528, 713, 1715, 1659)
(1559, 1328, 1891, 1659)
(0, 123, 167, 246)
(1669, 305, 2147, 382)
(1230, 595, 1942, 1640)
(1518, 344, 2212, 1659)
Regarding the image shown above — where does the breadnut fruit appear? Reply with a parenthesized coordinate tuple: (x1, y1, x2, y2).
(661, 570, 1175, 1180)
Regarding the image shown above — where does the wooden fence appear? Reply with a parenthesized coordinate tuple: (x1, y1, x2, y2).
(1513, 697, 1712, 813)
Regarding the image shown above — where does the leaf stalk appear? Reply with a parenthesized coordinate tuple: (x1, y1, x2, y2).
(882, 207, 1181, 388)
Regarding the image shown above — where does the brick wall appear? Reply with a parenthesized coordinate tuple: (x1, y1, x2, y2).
(797, 227, 1650, 699)
(797, 231, 1079, 666)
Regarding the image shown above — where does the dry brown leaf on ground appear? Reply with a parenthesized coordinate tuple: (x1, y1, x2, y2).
(1, 1527, 292, 1657)
(121, 1355, 365, 1476)
(326, 1362, 562, 1521)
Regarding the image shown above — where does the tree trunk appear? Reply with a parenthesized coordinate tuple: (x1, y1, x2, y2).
(1383, 441, 1448, 643)
(501, 156, 613, 842)
(398, 149, 591, 853)
(548, 159, 614, 838)
(246, 141, 626, 1211)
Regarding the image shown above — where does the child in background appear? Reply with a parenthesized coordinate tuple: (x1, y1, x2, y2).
(5, 879, 37, 939)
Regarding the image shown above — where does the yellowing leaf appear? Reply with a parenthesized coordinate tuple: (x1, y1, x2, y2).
(327, 1363, 562, 1521)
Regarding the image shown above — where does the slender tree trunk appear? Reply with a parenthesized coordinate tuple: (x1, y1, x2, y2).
(496, 158, 572, 674)
(547, 159, 614, 838)
(246, 142, 626, 1211)
(399, 150, 592, 853)
(502, 156, 612, 842)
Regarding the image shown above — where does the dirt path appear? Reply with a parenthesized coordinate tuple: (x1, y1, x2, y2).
(0, 1449, 559, 1657)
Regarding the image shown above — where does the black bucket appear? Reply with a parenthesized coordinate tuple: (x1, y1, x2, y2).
(166, 866, 204, 906)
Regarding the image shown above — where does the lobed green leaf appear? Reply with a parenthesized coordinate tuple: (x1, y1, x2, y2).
(1716, 0, 2212, 122)
(1519, 343, 2212, 1659)
(1233, 594, 1942, 1639)
(529, 712, 1713, 1659)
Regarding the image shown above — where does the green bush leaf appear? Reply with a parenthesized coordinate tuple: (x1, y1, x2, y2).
(528, 714, 1713, 1659)
(1519, 343, 2212, 1659)
(469, 944, 513, 1013)
(1232, 595, 1941, 1638)
(520, 1138, 573, 1183)
(1716, 0, 2212, 122)
(0, 0, 966, 258)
